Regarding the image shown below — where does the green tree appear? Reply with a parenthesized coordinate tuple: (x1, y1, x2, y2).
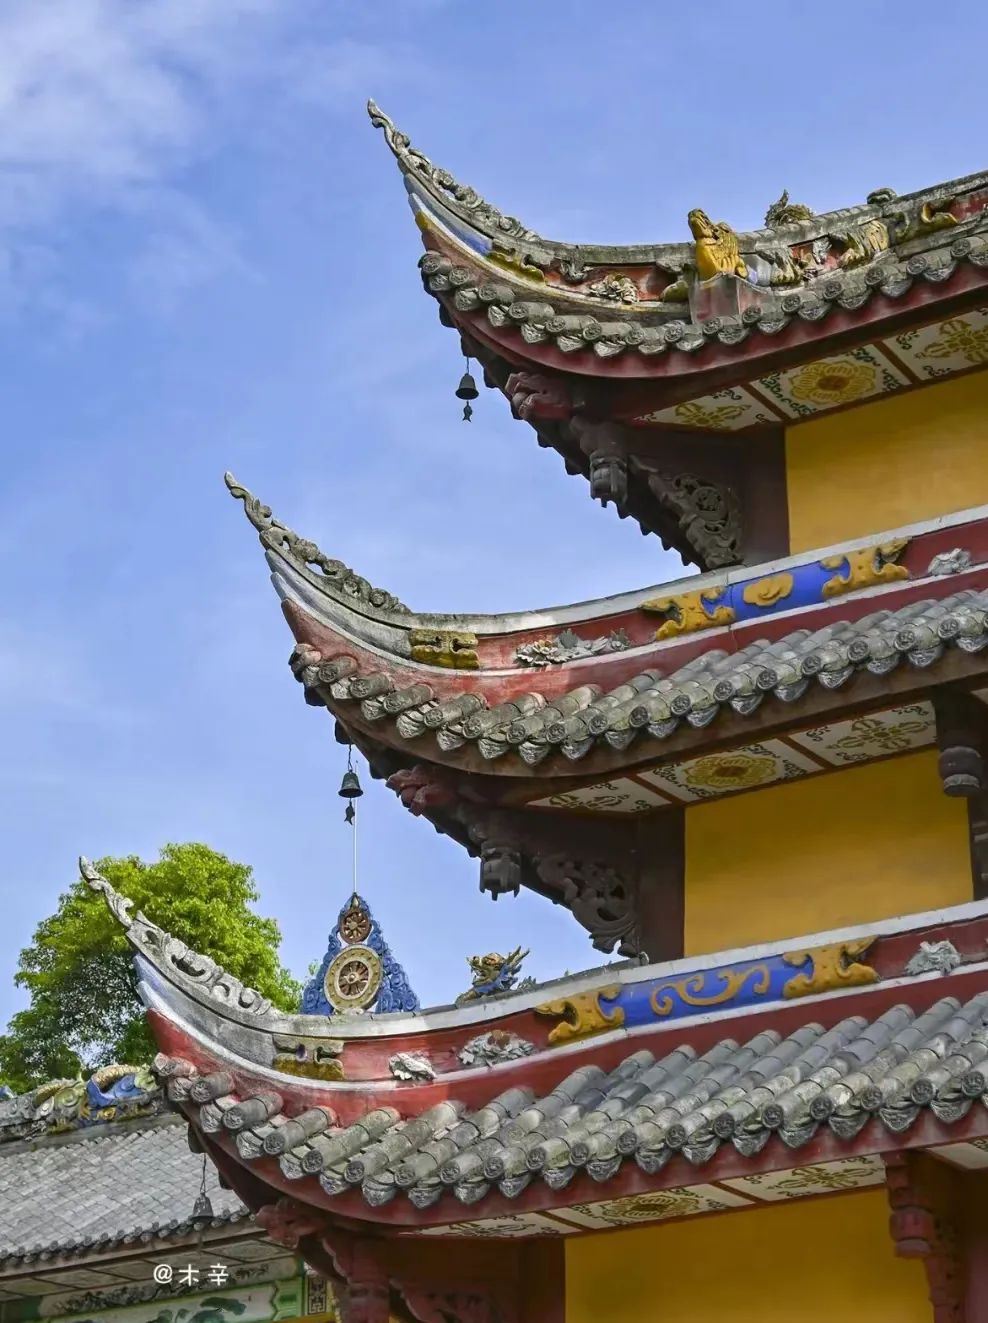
(0, 843, 301, 1092)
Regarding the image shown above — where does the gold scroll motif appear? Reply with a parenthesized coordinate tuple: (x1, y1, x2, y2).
(272, 1033, 345, 1082)
(916, 198, 959, 235)
(688, 209, 749, 281)
(641, 586, 735, 641)
(782, 938, 879, 1000)
(741, 573, 794, 608)
(650, 965, 772, 1017)
(836, 217, 890, 268)
(536, 985, 625, 1047)
(486, 249, 546, 283)
(409, 628, 480, 670)
(820, 538, 910, 599)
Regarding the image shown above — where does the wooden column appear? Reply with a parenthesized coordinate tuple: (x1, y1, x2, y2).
(518, 1240, 565, 1323)
(963, 1171, 988, 1321)
(969, 795, 988, 900)
(633, 809, 686, 964)
(886, 1152, 964, 1321)
(932, 690, 988, 900)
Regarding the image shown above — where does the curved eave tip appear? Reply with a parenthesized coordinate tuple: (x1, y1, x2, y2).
(223, 470, 256, 508)
(366, 99, 407, 168)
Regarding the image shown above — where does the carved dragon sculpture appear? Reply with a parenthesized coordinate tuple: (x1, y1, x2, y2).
(688, 208, 749, 281)
(456, 947, 529, 1004)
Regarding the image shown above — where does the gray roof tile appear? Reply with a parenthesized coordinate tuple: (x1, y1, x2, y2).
(296, 589, 988, 764)
(169, 993, 988, 1211)
(0, 1118, 246, 1262)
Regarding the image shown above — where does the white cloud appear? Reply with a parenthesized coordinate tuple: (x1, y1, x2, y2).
(0, 2, 219, 201)
(0, 1, 421, 321)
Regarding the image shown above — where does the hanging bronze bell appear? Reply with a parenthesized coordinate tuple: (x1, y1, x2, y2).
(455, 370, 478, 401)
(339, 769, 363, 799)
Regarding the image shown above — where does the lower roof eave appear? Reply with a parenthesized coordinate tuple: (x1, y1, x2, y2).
(145, 962, 988, 1234)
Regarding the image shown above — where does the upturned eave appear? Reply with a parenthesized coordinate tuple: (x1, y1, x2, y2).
(80, 858, 988, 1240)
(370, 100, 988, 379)
(229, 475, 988, 780)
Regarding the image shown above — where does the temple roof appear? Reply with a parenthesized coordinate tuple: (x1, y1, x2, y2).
(229, 470, 988, 780)
(0, 1114, 247, 1266)
(370, 99, 988, 374)
(159, 991, 988, 1212)
(228, 471, 988, 945)
(371, 102, 988, 555)
(0, 1064, 163, 1141)
(80, 856, 988, 1244)
(289, 586, 988, 769)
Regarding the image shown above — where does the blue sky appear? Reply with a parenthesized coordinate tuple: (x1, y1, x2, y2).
(3, 0, 986, 1022)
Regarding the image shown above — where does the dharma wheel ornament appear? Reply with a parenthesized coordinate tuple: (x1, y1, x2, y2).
(293, 742, 419, 1016)
(455, 356, 479, 421)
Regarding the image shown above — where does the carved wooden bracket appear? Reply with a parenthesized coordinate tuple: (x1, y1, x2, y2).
(463, 807, 639, 952)
(387, 765, 464, 816)
(320, 1222, 519, 1323)
(255, 1197, 324, 1250)
(463, 805, 685, 961)
(504, 370, 573, 422)
(313, 1228, 390, 1323)
(886, 1153, 964, 1323)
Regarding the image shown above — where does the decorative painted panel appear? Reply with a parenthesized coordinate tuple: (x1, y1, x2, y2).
(526, 705, 935, 814)
(638, 740, 820, 802)
(886, 308, 988, 380)
(634, 387, 779, 430)
(536, 939, 878, 1041)
(529, 778, 670, 812)
(755, 346, 910, 418)
(720, 1155, 886, 1201)
(642, 540, 911, 644)
(415, 1213, 573, 1237)
(550, 1184, 752, 1229)
(789, 703, 935, 765)
(50, 1280, 306, 1323)
(39, 1263, 295, 1320)
(928, 1138, 988, 1170)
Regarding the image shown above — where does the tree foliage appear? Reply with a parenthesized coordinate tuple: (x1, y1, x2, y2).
(0, 843, 301, 1092)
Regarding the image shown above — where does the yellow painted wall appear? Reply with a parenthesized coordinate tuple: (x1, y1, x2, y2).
(684, 751, 970, 956)
(786, 368, 988, 552)
(566, 1190, 930, 1323)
